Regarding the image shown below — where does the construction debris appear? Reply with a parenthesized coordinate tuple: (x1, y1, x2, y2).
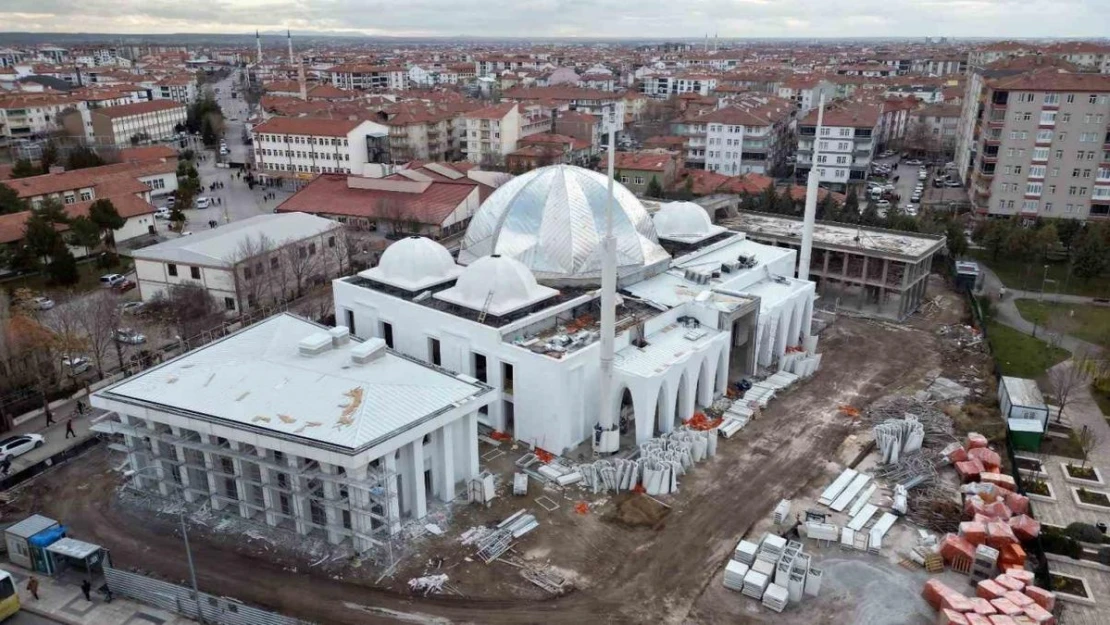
(873, 417, 925, 464)
(408, 574, 448, 596)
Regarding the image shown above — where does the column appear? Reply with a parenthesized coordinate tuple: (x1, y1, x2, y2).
(858, 256, 870, 309)
(320, 464, 344, 545)
(407, 439, 427, 520)
(432, 425, 455, 502)
(202, 448, 225, 511)
(147, 432, 171, 497)
(287, 454, 309, 535)
(228, 441, 250, 520)
(381, 453, 402, 536)
(820, 251, 830, 296)
(880, 259, 891, 311)
(802, 294, 814, 339)
(258, 448, 278, 527)
(464, 412, 479, 478)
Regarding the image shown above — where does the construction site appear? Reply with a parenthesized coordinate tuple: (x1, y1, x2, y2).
(3, 270, 1039, 625)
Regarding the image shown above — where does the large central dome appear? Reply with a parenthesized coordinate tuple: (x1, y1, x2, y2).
(458, 165, 670, 284)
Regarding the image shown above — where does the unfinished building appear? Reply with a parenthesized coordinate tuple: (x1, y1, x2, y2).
(91, 314, 494, 552)
(724, 211, 946, 320)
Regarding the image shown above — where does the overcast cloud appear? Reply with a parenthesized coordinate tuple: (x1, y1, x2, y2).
(0, 0, 1107, 38)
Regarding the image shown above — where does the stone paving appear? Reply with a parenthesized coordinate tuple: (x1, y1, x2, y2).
(1048, 559, 1110, 625)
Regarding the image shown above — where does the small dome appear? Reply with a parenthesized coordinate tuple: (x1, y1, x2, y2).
(434, 255, 558, 317)
(359, 236, 462, 291)
(459, 164, 670, 284)
(653, 202, 713, 238)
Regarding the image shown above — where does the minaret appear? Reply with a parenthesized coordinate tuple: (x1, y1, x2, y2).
(799, 94, 826, 283)
(298, 58, 307, 101)
(595, 105, 619, 455)
(287, 29, 293, 64)
(255, 30, 262, 65)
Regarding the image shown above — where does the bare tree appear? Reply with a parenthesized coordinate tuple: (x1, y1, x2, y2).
(377, 197, 408, 235)
(42, 294, 91, 387)
(282, 239, 321, 299)
(226, 233, 276, 312)
(144, 284, 223, 344)
(1049, 355, 1090, 423)
(76, 292, 122, 380)
(1076, 425, 1102, 468)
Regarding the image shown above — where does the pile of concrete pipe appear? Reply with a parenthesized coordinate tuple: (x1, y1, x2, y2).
(574, 428, 718, 495)
(873, 416, 925, 464)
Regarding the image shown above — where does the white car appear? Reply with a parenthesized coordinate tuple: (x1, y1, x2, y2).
(195, 197, 211, 209)
(0, 433, 45, 461)
(115, 328, 147, 345)
(100, 273, 127, 288)
(875, 199, 892, 209)
(155, 207, 172, 219)
(61, 355, 91, 374)
(31, 296, 54, 310)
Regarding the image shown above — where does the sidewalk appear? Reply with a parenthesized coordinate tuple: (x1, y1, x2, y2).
(5, 562, 195, 625)
(5, 395, 104, 478)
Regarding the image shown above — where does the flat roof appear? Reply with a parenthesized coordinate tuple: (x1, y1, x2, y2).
(615, 321, 723, 378)
(5, 514, 57, 539)
(1002, 376, 1047, 409)
(46, 537, 101, 560)
(132, 213, 340, 267)
(724, 211, 946, 260)
(97, 314, 489, 452)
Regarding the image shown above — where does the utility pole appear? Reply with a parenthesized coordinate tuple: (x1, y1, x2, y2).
(180, 511, 205, 624)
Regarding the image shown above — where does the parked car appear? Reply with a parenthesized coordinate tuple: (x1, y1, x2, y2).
(195, 196, 211, 209)
(115, 328, 147, 345)
(180, 231, 194, 237)
(61, 355, 91, 374)
(875, 199, 892, 209)
(155, 207, 172, 219)
(917, 172, 928, 181)
(30, 296, 54, 310)
(119, 301, 145, 315)
(933, 178, 947, 188)
(113, 279, 136, 293)
(166, 196, 176, 208)
(100, 273, 127, 288)
(945, 179, 962, 188)
(905, 158, 923, 165)
(0, 434, 45, 461)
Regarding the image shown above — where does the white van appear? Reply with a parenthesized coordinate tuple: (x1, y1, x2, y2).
(195, 197, 211, 209)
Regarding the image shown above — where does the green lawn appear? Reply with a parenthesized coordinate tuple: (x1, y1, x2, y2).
(969, 249, 1108, 298)
(1014, 299, 1110, 345)
(986, 320, 1071, 379)
(1091, 384, 1110, 421)
(1, 258, 131, 296)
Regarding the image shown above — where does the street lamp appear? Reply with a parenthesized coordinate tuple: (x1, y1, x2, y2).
(127, 465, 204, 624)
(1040, 264, 1050, 302)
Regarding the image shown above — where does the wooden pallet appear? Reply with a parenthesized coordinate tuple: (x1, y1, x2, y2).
(924, 553, 944, 574)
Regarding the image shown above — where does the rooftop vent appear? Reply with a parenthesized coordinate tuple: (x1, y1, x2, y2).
(329, 325, 351, 347)
(298, 333, 333, 356)
(350, 338, 387, 364)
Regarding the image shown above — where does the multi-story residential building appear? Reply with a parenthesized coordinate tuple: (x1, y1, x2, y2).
(328, 64, 407, 91)
(382, 106, 454, 163)
(0, 93, 84, 140)
(673, 95, 795, 175)
(152, 75, 198, 104)
(250, 117, 391, 186)
(501, 86, 626, 132)
(908, 103, 962, 157)
(506, 133, 591, 172)
(775, 77, 837, 116)
(967, 69, 1110, 221)
(554, 110, 602, 154)
(89, 100, 186, 147)
(639, 73, 718, 97)
(795, 101, 883, 191)
(463, 103, 525, 166)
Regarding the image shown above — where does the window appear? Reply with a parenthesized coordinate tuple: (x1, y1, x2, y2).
(190, 266, 201, 279)
(244, 266, 253, 280)
(1029, 165, 1046, 177)
(308, 242, 317, 256)
(79, 191, 92, 201)
(224, 297, 235, 311)
(1004, 165, 1013, 175)
(1057, 132, 1067, 141)
(1060, 113, 1071, 123)
(381, 321, 393, 348)
(1083, 169, 1092, 178)
(1014, 166, 1022, 174)
(1048, 185, 1056, 193)
(1045, 202, 1053, 212)
(1022, 199, 1039, 212)
(1069, 186, 1079, 195)
(167, 263, 178, 276)
(1066, 94, 1075, 103)
(1036, 129, 1053, 142)
(1022, 112, 1032, 121)
(620, 176, 629, 183)
(328, 235, 335, 248)
(1051, 167, 1060, 177)
(1007, 148, 1015, 157)
(1026, 182, 1042, 195)
(270, 256, 279, 270)
(1089, 94, 1098, 104)
(1044, 93, 1059, 104)
(428, 337, 441, 366)
(1032, 148, 1049, 161)
(1040, 111, 1056, 124)
(633, 176, 645, 185)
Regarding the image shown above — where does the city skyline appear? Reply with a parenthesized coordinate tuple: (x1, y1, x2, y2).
(1, 0, 1108, 39)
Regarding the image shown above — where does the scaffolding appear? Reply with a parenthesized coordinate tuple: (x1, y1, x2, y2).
(94, 412, 401, 558)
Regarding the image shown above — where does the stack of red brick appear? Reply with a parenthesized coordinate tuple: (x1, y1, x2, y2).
(924, 573, 1057, 625)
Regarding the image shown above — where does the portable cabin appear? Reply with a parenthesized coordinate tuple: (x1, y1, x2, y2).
(4, 515, 61, 572)
(998, 376, 1049, 451)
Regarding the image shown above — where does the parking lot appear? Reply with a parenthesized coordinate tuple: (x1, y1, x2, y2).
(868, 154, 964, 216)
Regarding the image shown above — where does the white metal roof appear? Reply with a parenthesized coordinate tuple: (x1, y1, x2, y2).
(46, 537, 101, 560)
(97, 314, 488, 451)
(5, 514, 58, 539)
(615, 321, 722, 378)
(131, 212, 341, 267)
(1001, 376, 1046, 409)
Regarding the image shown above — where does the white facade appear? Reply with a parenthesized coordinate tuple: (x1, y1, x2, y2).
(464, 105, 522, 164)
(810, 127, 858, 183)
(251, 119, 390, 178)
(92, 314, 494, 551)
(91, 102, 187, 146)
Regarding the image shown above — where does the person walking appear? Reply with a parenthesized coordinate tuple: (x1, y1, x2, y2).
(80, 579, 91, 601)
(65, 417, 76, 439)
(27, 576, 39, 600)
(76, 399, 86, 416)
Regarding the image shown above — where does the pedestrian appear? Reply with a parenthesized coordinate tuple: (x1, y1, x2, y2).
(65, 417, 76, 439)
(1, 457, 11, 476)
(81, 579, 91, 601)
(76, 399, 85, 416)
(44, 403, 55, 426)
(27, 576, 39, 600)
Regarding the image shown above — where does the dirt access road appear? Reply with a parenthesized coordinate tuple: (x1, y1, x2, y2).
(6, 283, 960, 625)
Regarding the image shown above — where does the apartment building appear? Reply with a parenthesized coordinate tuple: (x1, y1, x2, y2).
(673, 95, 795, 175)
(967, 70, 1110, 220)
(775, 77, 837, 115)
(383, 106, 454, 163)
(909, 103, 962, 156)
(795, 101, 883, 191)
(501, 86, 626, 132)
(463, 103, 524, 166)
(0, 93, 84, 140)
(613, 150, 683, 195)
(639, 73, 718, 97)
(89, 100, 186, 147)
(328, 64, 407, 91)
(250, 117, 391, 186)
(152, 75, 198, 104)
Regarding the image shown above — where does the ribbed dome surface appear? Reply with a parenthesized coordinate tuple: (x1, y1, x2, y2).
(653, 202, 714, 238)
(458, 165, 670, 283)
(359, 236, 462, 290)
(434, 255, 558, 316)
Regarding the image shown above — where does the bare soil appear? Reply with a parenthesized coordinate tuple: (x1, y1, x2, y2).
(3, 275, 979, 625)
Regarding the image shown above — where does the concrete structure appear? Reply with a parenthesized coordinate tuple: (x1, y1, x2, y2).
(964, 68, 1110, 220)
(132, 213, 344, 313)
(333, 165, 816, 455)
(998, 376, 1049, 450)
(674, 95, 794, 175)
(726, 211, 946, 320)
(614, 150, 683, 195)
(327, 64, 407, 91)
(794, 101, 882, 191)
(251, 117, 390, 186)
(89, 100, 186, 147)
(464, 103, 522, 166)
(92, 314, 493, 551)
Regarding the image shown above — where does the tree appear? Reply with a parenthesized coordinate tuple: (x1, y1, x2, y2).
(144, 283, 223, 343)
(11, 159, 40, 179)
(22, 200, 69, 269)
(844, 189, 859, 216)
(1048, 357, 1090, 424)
(67, 215, 102, 257)
(227, 233, 275, 312)
(76, 291, 122, 380)
(1034, 223, 1060, 262)
(40, 141, 59, 173)
(88, 198, 126, 253)
(46, 246, 79, 285)
(282, 241, 320, 299)
(1075, 425, 1102, 469)
(42, 296, 90, 385)
(945, 219, 968, 259)
(1071, 228, 1108, 280)
(645, 176, 663, 199)
(65, 144, 104, 170)
(0, 184, 27, 216)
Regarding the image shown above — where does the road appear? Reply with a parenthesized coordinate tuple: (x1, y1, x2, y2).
(10, 611, 65, 624)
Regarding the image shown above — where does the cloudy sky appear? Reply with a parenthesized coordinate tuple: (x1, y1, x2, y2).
(1, 0, 1107, 38)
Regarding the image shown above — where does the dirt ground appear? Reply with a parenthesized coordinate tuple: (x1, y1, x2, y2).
(3, 275, 989, 625)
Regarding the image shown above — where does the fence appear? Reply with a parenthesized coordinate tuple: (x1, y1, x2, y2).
(104, 556, 313, 625)
(964, 283, 1051, 588)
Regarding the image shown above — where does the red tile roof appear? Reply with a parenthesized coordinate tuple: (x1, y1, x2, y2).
(275, 174, 476, 226)
(671, 169, 773, 196)
(991, 68, 1110, 93)
(119, 145, 178, 162)
(465, 103, 517, 120)
(614, 150, 678, 172)
(252, 116, 364, 137)
(0, 192, 155, 244)
(2, 159, 174, 199)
